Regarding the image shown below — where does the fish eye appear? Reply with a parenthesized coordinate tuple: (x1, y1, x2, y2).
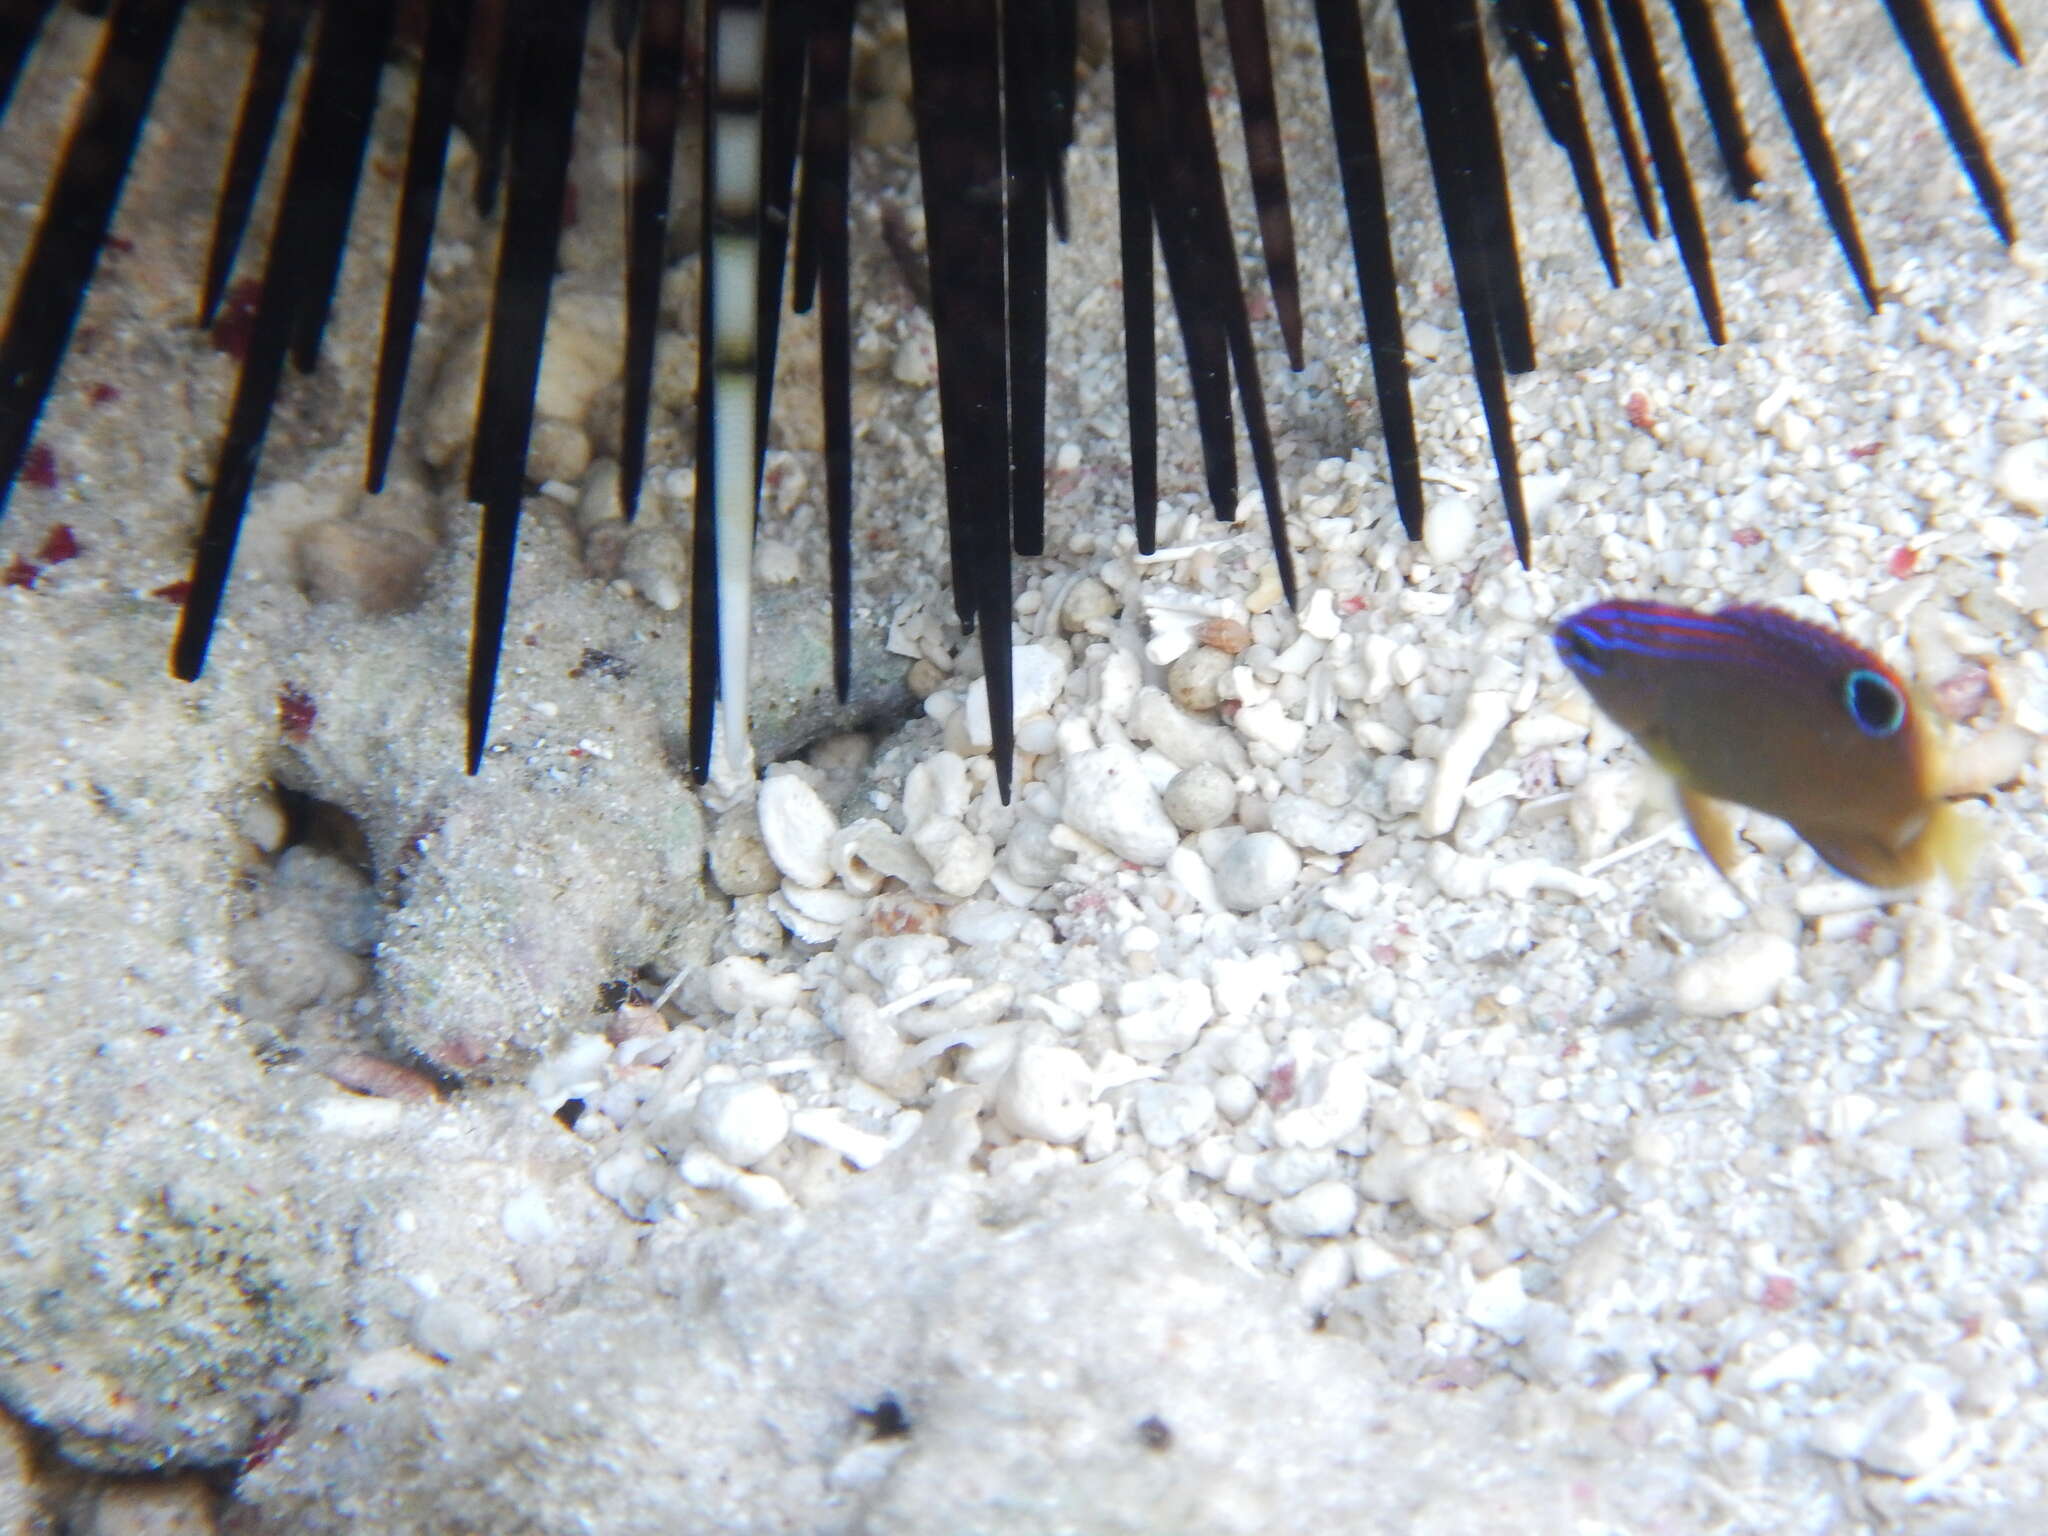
(1843, 669, 1905, 736)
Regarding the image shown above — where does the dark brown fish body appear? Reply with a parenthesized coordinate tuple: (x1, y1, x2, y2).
(1555, 602, 1973, 888)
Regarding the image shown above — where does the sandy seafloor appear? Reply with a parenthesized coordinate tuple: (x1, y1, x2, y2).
(3, 1, 2048, 1531)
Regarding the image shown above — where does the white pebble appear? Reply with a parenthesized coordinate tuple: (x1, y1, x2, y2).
(996, 1043, 1093, 1144)
(1859, 1383, 1959, 1478)
(1273, 1056, 1372, 1150)
(1134, 1082, 1217, 1148)
(1944, 725, 2034, 798)
(1299, 587, 1342, 640)
(1134, 688, 1250, 772)
(730, 1171, 794, 1213)
(1992, 439, 2048, 514)
(1115, 976, 1214, 1062)
(1673, 932, 1798, 1017)
(1896, 912, 1956, 1011)
(412, 1297, 498, 1362)
(892, 326, 936, 385)
(1405, 1147, 1510, 1229)
(1213, 1072, 1258, 1122)
(790, 1108, 894, 1169)
(904, 751, 972, 826)
(1060, 744, 1181, 865)
(757, 772, 839, 887)
(1233, 699, 1308, 756)
(592, 1145, 670, 1220)
(1165, 645, 1234, 710)
(1268, 1180, 1359, 1238)
(1292, 1241, 1353, 1314)
(1163, 763, 1237, 832)
(535, 291, 625, 421)
(1061, 575, 1118, 630)
(499, 1190, 558, 1245)
(1269, 792, 1373, 856)
(1877, 1099, 1966, 1151)
(964, 644, 1069, 750)
(1422, 494, 1479, 565)
(693, 1079, 791, 1167)
(909, 815, 995, 898)
(1464, 1266, 1529, 1341)
(1655, 866, 1750, 944)
(707, 955, 805, 1014)
(1569, 768, 1643, 862)
(1211, 831, 1302, 912)
(1773, 409, 1815, 453)
(1422, 691, 1512, 837)
(310, 1096, 403, 1136)
(1747, 1339, 1825, 1392)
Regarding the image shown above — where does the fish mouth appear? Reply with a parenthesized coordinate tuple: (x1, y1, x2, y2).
(1553, 612, 1611, 678)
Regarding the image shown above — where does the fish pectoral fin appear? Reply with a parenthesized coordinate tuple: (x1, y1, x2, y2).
(1795, 822, 1931, 890)
(1677, 786, 1743, 882)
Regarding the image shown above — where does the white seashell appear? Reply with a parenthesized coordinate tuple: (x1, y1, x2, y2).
(771, 881, 864, 943)
(757, 772, 838, 887)
(832, 819, 931, 894)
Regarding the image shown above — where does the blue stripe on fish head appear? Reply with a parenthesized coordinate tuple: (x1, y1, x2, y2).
(1553, 612, 1612, 678)
(1558, 600, 1918, 736)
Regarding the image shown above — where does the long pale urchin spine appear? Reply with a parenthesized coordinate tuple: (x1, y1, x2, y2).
(706, 0, 766, 785)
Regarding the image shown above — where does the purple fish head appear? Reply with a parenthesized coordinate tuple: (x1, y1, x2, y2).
(1553, 602, 1638, 684)
(1551, 600, 1695, 739)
